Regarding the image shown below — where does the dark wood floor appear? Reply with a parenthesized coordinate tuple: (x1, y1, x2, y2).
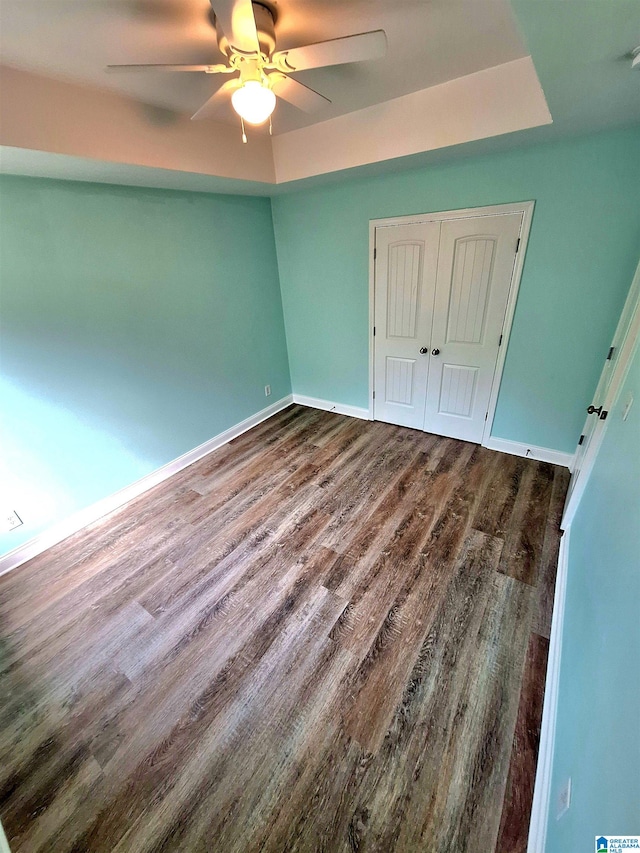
(0, 405, 569, 853)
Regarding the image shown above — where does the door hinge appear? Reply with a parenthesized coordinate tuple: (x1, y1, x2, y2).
(578, 434, 585, 445)
(374, 247, 377, 260)
(515, 237, 521, 253)
(498, 334, 503, 346)
(373, 326, 376, 336)
(600, 410, 608, 420)
(484, 411, 488, 421)
(607, 346, 615, 360)
(372, 391, 375, 399)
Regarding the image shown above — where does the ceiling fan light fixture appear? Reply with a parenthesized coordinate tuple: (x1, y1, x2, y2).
(107, 2, 387, 125)
(231, 80, 276, 124)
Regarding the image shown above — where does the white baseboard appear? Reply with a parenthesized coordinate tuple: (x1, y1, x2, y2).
(0, 395, 293, 578)
(292, 394, 371, 421)
(527, 526, 571, 853)
(0, 821, 11, 853)
(484, 436, 574, 469)
(290, 402, 574, 471)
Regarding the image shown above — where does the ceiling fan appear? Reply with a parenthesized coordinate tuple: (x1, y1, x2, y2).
(107, 0, 387, 138)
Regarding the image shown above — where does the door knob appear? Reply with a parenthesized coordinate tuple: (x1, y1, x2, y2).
(432, 348, 440, 356)
(587, 404, 602, 416)
(420, 347, 428, 354)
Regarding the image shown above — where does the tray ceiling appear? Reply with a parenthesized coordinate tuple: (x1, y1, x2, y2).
(0, 0, 527, 134)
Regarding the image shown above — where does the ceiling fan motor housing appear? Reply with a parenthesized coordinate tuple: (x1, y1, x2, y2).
(216, 2, 276, 59)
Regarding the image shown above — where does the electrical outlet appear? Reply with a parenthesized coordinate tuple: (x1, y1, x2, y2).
(264, 385, 271, 397)
(557, 777, 571, 819)
(4, 510, 23, 532)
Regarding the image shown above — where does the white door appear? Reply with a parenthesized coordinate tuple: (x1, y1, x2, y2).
(566, 343, 617, 512)
(423, 214, 522, 442)
(562, 259, 640, 528)
(373, 222, 440, 428)
(373, 212, 522, 442)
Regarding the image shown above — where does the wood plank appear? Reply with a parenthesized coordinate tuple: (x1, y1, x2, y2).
(0, 406, 567, 853)
(343, 528, 503, 755)
(471, 451, 528, 537)
(497, 461, 555, 586)
(533, 467, 571, 637)
(495, 632, 550, 853)
(404, 572, 533, 852)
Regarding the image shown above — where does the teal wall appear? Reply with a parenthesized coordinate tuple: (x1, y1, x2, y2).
(546, 334, 640, 850)
(2, 126, 639, 559)
(0, 176, 290, 557)
(271, 125, 640, 453)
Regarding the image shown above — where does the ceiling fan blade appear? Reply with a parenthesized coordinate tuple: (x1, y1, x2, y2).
(272, 30, 387, 73)
(107, 64, 230, 74)
(210, 0, 260, 55)
(191, 78, 241, 120)
(268, 73, 330, 113)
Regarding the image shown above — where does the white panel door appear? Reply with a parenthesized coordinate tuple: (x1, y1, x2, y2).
(424, 213, 522, 442)
(373, 223, 440, 428)
(562, 258, 640, 528)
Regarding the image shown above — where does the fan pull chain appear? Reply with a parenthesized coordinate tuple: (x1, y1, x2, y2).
(269, 116, 273, 136)
(241, 117, 247, 144)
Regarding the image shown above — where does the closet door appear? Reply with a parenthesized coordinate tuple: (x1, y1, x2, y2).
(373, 223, 440, 429)
(423, 213, 522, 442)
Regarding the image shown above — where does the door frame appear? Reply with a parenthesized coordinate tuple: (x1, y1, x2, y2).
(561, 256, 640, 529)
(368, 201, 535, 445)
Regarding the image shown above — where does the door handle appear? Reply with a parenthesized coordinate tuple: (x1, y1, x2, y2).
(431, 348, 440, 356)
(587, 404, 608, 420)
(420, 347, 428, 354)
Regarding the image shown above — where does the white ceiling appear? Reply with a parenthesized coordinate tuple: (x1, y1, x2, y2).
(1, 0, 637, 192)
(0, 144, 275, 194)
(0, 0, 527, 134)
